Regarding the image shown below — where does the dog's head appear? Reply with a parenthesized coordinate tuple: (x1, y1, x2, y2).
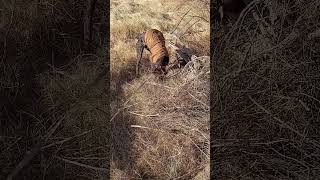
(151, 55, 169, 76)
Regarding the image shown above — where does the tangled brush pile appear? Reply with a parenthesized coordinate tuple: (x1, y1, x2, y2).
(212, 0, 320, 179)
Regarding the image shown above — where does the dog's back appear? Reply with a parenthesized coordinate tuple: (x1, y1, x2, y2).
(144, 29, 169, 65)
(144, 29, 166, 49)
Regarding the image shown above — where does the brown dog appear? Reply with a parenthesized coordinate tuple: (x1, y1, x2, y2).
(136, 29, 169, 77)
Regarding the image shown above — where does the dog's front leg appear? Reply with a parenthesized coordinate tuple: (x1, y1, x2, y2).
(136, 37, 145, 77)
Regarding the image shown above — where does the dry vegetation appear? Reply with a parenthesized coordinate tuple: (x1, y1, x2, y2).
(212, 0, 320, 179)
(110, 0, 210, 179)
(1, 0, 109, 179)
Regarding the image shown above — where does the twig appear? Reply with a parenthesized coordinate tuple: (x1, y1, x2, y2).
(212, 139, 290, 147)
(248, 95, 303, 136)
(60, 53, 99, 69)
(130, 125, 166, 133)
(41, 129, 94, 150)
(145, 82, 175, 90)
(300, 92, 320, 105)
(223, 0, 261, 52)
(128, 111, 159, 117)
(270, 148, 310, 169)
(180, 133, 209, 160)
(179, 19, 201, 39)
(248, 95, 320, 149)
(55, 156, 108, 172)
(190, 129, 209, 142)
(170, 9, 191, 34)
(110, 100, 132, 122)
(188, 92, 209, 109)
(187, 15, 209, 23)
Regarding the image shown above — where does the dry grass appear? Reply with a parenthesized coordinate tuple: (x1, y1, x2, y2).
(37, 53, 109, 179)
(212, 0, 320, 179)
(1, 0, 109, 179)
(110, 0, 210, 179)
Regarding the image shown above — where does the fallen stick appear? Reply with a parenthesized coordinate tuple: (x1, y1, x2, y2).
(6, 118, 63, 180)
(55, 156, 108, 172)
